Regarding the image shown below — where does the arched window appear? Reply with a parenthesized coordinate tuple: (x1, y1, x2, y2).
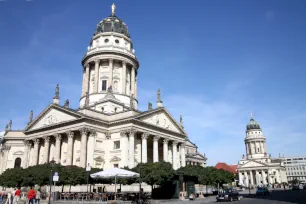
(14, 157, 21, 168)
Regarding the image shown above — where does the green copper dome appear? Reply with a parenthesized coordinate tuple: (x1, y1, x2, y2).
(94, 15, 130, 38)
(246, 117, 261, 130)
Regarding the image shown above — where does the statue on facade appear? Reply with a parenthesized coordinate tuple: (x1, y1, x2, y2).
(85, 92, 89, 107)
(64, 99, 70, 108)
(269, 153, 271, 158)
(8, 120, 12, 130)
(54, 84, 59, 99)
(180, 115, 184, 129)
(148, 102, 152, 110)
(130, 94, 135, 110)
(157, 88, 162, 103)
(29, 110, 33, 124)
(242, 154, 245, 159)
(107, 85, 113, 93)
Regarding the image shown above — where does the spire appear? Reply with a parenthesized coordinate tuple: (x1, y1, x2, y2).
(157, 88, 163, 108)
(53, 84, 60, 104)
(111, 3, 116, 16)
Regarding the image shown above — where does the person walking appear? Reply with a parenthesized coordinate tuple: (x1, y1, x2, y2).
(35, 189, 41, 204)
(0, 192, 3, 204)
(5, 191, 12, 204)
(13, 188, 20, 204)
(27, 187, 36, 204)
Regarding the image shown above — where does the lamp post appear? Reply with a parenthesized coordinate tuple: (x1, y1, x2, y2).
(86, 163, 92, 194)
(139, 165, 141, 201)
(49, 159, 56, 204)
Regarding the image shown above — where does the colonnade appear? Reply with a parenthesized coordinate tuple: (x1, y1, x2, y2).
(22, 128, 96, 169)
(239, 169, 281, 186)
(245, 140, 267, 157)
(120, 129, 186, 170)
(82, 59, 137, 97)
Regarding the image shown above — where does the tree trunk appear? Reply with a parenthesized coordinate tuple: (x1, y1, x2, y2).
(69, 185, 71, 193)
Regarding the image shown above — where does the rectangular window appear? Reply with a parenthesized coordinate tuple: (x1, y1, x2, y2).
(102, 80, 107, 91)
(114, 141, 120, 149)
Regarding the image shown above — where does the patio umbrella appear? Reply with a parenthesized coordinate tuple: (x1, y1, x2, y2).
(90, 168, 139, 200)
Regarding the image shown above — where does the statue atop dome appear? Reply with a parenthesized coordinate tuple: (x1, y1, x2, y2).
(111, 3, 116, 16)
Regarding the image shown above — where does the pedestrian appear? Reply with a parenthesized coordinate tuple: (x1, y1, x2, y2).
(13, 188, 20, 204)
(27, 187, 36, 204)
(0, 192, 3, 204)
(5, 191, 12, 204)
(35, 189, 41, 204)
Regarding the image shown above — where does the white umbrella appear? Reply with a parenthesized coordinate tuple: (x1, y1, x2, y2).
(90, 168, 139, 200)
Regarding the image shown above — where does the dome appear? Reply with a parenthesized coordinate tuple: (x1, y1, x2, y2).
(94, 15, 130, 38)
(246, 117, 261, 130)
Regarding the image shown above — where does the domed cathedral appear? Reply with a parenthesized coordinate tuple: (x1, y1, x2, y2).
(0, 4, 207, 174)
(238, 114, 287, 187)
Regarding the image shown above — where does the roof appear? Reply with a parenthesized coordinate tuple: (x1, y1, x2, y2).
(229, 164, 238, 173)
(246, 117, 261, 131)
(95, 15, 130, 38)
(215, 162, 237, 174)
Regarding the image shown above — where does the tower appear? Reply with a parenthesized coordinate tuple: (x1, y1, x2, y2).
(80, 4, 139, 113)
(244, 114, 267, 159)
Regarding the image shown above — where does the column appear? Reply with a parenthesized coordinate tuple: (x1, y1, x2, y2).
(261, 170, 267, 185)
(141, 133, 148, 163)
(267, 170, 272, 184)
(84, 64, 90, 94)
(94, 60, 99, 93)
(249, 170, 254, 186)
(260, 142, 264, 154)
(120, 131, 129, 167)
(131, 66, 135, 96)
(82, 69, 86, 96)
(245, 143, 249, 156)
(43, 136, 50, 163)
(55, 134, 62, 164)
(87, 130, 96, 167)
(66, 131, 74, 165)
(263, 142, 267, 154)
(275, 169, 280, 183)
(22, 140, 30, 168)
(172, 141, 178, 169)
(181, 143, 186, 167)
(122, 61, 126, 94)
(239, 172, 243, 185)
(79, 128, 88, 168)
(129, 129, 136, 168)
(109, 59, 113, 87)
(153, 136, 160, 163)
(163, 139, 169, 162)
(33, 139, 40, 166)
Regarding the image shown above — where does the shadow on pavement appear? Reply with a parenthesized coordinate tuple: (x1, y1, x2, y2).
(240, 190, 306, 204)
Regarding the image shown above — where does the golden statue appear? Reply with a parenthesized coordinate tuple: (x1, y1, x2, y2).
(111, 3, 116, 16)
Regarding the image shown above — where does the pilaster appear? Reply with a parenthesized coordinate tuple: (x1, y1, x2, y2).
(120, 130, 129, 167)
(66, 131, 74, 165)
(94, 60, 100, 93)
(172, 141, 178, 169)
(153, 136, 160, 163)
(163, 139, 169, 162)
(54, 134, 62, 164)
(79, 128, 88, 168)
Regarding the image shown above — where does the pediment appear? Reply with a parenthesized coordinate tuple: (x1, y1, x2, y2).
(240, 160, 267, 168)
(110, 156, 121, 162)
(26, 105, 82, 131)
(94, 156, 105, 162)
(135, 108, 185, 134)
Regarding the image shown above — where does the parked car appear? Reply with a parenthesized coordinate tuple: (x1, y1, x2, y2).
(216, 189, 240, 202)
(256, 187, 270, 196)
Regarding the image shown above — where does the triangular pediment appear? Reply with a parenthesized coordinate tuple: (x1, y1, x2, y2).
(135, 108, 185, 134)
(25, 104, 82, 131)
(240, 160, 267, 168)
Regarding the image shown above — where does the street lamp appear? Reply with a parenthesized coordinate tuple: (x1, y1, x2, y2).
(48, 159, 56, 204)
(139, 165, 142, 202)
(86, 163, 92, 194)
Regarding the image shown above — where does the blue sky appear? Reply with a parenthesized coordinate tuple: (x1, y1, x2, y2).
(0, 0, 305, 166)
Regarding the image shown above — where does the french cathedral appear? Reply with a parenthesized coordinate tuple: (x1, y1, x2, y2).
(0, 4, 207, 174)
(238, 115, 287, 186)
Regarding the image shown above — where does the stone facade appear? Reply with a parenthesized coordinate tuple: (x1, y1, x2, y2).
(0, 6, 206, 174)
(238, 116, 287, 187)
